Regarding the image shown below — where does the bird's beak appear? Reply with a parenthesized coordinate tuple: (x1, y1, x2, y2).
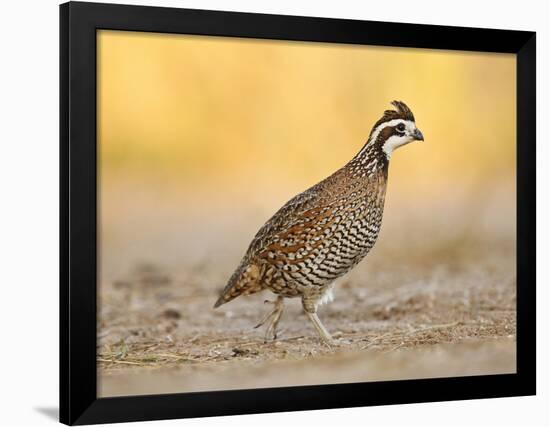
(413, 128, 424, 141)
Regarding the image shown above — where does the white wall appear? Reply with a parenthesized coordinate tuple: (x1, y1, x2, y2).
(0, 0, 546, 426)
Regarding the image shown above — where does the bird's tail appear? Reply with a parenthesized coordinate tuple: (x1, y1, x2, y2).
(213, 262, 262, 308)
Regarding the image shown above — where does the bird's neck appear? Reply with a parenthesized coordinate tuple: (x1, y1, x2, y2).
(347, 135, 389, 177)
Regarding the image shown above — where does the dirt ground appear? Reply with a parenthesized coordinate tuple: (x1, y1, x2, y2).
(98, 223, 516, 396)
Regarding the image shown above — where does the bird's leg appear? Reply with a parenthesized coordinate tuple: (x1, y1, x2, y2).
(302, 298, 336, 347)
(254, 296, 285, 341)
(305, 312, 336, 346)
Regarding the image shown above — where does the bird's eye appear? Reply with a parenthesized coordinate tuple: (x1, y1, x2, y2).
(396, 123, 406, 132)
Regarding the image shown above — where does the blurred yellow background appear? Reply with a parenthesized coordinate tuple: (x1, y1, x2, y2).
(97, 30, 516, 281)
(97, 31, 517, 392)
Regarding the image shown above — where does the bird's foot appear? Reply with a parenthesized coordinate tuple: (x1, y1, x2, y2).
(304, 311, 340, 349)
(253, 300, 277, 329)
(320, 337, 340, 348)
(254, 296, 285, 342)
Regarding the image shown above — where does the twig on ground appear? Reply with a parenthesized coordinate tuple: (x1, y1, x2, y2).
(360, 331, 396, 350)
(406, 321, 461, 335)
(385, 341, 406, 353)
(97, 358, 145, 366)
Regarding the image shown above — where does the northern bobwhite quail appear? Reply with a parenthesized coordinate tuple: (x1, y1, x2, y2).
(214, 101, 423, 344)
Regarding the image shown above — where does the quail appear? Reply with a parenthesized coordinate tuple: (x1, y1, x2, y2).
(214, 101, 423, 344)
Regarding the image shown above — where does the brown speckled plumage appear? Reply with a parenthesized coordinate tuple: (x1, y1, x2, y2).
(214, 101, 423, 344)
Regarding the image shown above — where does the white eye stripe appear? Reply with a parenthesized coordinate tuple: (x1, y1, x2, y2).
(369, 119, 414, 144)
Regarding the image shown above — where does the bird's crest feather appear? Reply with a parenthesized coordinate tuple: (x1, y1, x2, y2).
(373, 100, 415, 129)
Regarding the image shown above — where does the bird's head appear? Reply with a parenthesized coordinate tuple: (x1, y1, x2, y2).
(369, 101, 423, 160)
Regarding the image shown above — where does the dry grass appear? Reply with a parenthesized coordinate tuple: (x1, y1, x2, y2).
(97, 234, 516, 396)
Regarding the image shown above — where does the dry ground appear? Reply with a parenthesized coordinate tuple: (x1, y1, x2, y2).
(98, 230, 516, 396)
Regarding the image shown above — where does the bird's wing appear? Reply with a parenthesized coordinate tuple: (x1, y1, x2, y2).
(246, 172, 341, 258)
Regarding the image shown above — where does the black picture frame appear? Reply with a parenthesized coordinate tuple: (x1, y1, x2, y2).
(60, 1, 536, 425)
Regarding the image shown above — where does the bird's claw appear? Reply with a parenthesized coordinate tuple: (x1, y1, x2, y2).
(321, 338, 340, 348)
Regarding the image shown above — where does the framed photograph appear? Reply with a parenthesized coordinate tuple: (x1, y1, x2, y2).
(60, 1, 536, 425)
